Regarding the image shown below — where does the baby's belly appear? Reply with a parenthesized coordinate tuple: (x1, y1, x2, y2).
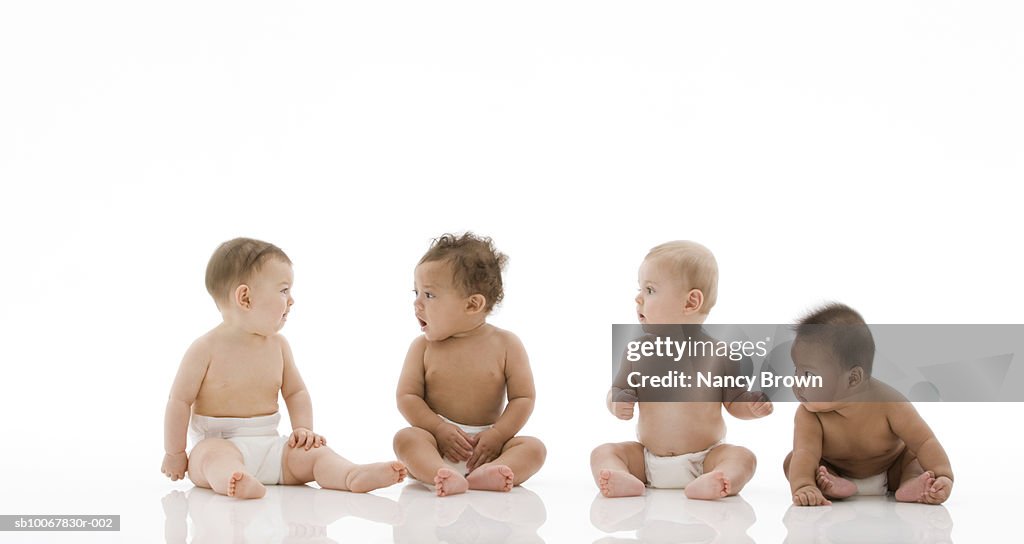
(426, 387, 505, 427)
(194, 394, 279, 419)
(637, 403, 725, 456)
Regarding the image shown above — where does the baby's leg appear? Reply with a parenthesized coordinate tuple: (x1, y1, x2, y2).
(687, 444, 756, 500)
(590, 441, 647, 498)
(468, 436, 546, 492)
(282, 445, 406, 493)
(892, 453, 948, 504)
(393, 427, 468, 497)
(188, 438, 265, 499)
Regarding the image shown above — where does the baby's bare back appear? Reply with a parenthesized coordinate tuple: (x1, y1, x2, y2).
(422, 326, 509, 426)
(193, 330, 284, 418)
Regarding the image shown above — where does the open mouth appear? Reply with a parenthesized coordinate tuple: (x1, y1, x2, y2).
(417, 317, 427, 329)
(637, 313, 646, 322)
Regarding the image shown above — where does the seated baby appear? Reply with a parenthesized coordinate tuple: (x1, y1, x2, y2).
(161, 237, 406, 498)
(784, 303, 954, 506)
(393, 233, 546, 496)
(592, 241, 772, 500)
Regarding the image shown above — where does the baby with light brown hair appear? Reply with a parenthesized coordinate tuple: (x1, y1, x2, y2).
(592, 240, 772, 500)
(161, 237, 406, 498)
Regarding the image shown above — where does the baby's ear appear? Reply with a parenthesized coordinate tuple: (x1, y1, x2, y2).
(683, 288, 705, 314)
(465, 294, 487, 314)
(848, 366, 865, 387)
(234, 284, 252, 310)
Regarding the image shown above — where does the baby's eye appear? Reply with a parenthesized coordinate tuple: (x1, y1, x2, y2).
(412, 289, 418, 296)
(803, 370, 817, 378)
(645, 287, 655, 295)
(425, 292, 435, 299)
(281, 288, 290, 294)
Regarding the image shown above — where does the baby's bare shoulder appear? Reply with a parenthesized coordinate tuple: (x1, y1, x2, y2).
(195, 325, 233, 351)
(870, 379, 909, 402)
(184, 329, 220, 359)
(488, 325, 523, 346)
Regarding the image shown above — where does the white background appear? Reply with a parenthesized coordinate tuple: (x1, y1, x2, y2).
(1, 1, 1022, 542)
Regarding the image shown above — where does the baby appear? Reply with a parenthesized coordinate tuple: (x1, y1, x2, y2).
(161, 237, 407, 499)
(592, 241, 773, 500)
(393, 233, 546, 497)
(785, 303, 954, 506)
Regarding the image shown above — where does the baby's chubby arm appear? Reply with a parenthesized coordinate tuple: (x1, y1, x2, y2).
(280, 336, 325, 450)
(723, 390, 774, 420)
(888, 402, 954, 500)
(396, 337, 475, 462)
(162, 338, 211, 481)
(467, 332, 536, 472)
(789, 406, 832, 506)
(607, 351, 637, 420)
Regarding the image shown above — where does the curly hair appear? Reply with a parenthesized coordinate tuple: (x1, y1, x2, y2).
(419, 232, 508, 312)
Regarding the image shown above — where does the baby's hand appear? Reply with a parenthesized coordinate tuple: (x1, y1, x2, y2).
(612, 388, 638, 420)
(162, 451, 188, 481)
(434, 422, 475, 462)
(288, 427, 326, 450)
(750, 395, 774, 418)
(793, 484, 832, 506)
(466, 429, 506, 473)
(925, 476, 953, 504)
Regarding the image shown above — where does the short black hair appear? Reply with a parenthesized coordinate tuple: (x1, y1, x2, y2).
(794, 302, 875, 376)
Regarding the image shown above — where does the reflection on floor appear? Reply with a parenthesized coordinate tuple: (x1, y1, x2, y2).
(162, 481, 546, 544)
(394, 483, 546, 543)
(783, 497, 952, 544)
(162, 484, 402, 543)
(161, 484, 955, 543)
(591, 489, 756, 544)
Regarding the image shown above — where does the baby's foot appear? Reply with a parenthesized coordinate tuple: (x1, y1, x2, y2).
(434, 468, 469, 497)
(228, 471, 266, 499)
(817, 466, 857, 499)
(598, 469, 645, 498)
(347, 461, 408, 493)
(685, 471, 730, 500)
(896, 471, 936, 503)
(467, 464, 514, 492)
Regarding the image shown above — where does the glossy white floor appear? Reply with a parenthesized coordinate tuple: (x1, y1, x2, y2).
(0, 475, 1001, 543)
(1, 405, 1016, 544)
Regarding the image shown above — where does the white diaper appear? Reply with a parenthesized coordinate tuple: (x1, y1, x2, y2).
(189, 412, 288, 485)
(846, 472, 888, 496)
(644, 442, 721, 489)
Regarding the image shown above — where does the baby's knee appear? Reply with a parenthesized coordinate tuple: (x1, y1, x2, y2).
(590, 442, 620, 462)
(783, 451, 793, 474)
(393, 426, 431, 450)
(734, 446, 757, 470)
(517, 436, 547, 462)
